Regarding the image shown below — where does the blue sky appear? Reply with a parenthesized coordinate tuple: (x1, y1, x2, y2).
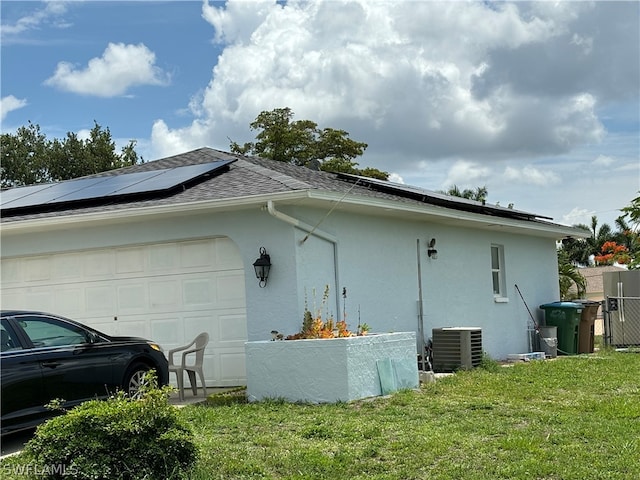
(1, 1, 638, 229)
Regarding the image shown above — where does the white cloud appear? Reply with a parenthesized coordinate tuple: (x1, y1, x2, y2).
(152, 0, 632, 166)
(0, 1, 71, 42)
(44, 43, 171, 97)
(503, 165, 560, 186)
(0, 95, 27, 122)
(593, 155, 614, 167)
(562, 207, 596, 227)
(388, 173, 404, 184)
(442, 160, 491, 189)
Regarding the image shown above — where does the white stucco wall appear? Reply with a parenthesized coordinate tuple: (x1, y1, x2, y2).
(1, 201, 560, 360)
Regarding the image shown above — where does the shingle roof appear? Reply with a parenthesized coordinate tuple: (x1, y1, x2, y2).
(0, 147, 572, 230)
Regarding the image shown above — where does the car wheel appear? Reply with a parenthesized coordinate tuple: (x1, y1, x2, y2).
(123, 363, 150, 398)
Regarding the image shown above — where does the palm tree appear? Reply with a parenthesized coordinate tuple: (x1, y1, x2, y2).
(561, 215, 615, 266)
(558, 250, 586, 299)
(440, 185, 488, 203)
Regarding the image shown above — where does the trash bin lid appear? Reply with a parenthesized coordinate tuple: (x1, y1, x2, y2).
(572, 299, 601, 306)
(539, 301, 582, 309)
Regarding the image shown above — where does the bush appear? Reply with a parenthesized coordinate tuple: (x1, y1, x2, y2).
(23, 372, 197, 480)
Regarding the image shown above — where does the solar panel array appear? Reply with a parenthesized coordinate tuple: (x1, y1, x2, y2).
(1, 159, 235, 215)
(336, 172, 549, 221)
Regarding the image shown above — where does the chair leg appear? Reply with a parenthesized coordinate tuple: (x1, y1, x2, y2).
(174, 370, 185, 401)
(197, 369, 207, 398)
(187, 370, 198, 395)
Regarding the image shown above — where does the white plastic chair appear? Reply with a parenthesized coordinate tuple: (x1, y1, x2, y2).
(168, 332, 209, 401)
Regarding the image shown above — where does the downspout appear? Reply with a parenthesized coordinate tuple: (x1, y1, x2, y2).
(265, 200, 341, 319)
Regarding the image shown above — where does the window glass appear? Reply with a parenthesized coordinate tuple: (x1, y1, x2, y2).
(1, 322, 21, 352)
(491, 245, 506, 298)
(18, 316, 90, 347)
(491, 246, 500, 270)
(492, 272, 501, 295)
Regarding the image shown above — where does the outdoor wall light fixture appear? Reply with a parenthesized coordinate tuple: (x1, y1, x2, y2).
(427, 238, 438, 259)
(253, 247, 271, 287)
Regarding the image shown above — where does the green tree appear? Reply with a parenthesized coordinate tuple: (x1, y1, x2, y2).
(619, 193, 640, 269)
(558, 249, 587, 300)
(440, 185, 488, 203)
(1, 121, 142, 187)
(230, 107, 388, 179)
(560, 215, 615, 266)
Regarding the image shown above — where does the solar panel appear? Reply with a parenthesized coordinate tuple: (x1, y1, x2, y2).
(1, 183, 57, 207)
(56, 170, 169, 202)
(337, 172, 549, 220)
(111, 162, 229, 196)
(2, 177, 111, 209)
(1, 159, 235, 214)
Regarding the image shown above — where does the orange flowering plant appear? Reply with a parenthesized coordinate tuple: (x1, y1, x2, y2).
(594, 241, 630, 265)
(285, 285, 354, 340)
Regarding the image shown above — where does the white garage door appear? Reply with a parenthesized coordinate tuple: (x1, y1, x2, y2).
(0, 237, 247, 386)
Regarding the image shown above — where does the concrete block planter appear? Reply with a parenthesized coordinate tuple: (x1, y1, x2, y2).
(245, 332, 419, 403)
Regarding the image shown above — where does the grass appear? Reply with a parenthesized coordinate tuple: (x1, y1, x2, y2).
(3, 350, 639, 479)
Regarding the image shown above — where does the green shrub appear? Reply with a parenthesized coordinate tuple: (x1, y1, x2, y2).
(23, 372, 197, 480)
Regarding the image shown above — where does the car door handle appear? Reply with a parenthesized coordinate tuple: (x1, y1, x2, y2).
(41, 361, 62, 369)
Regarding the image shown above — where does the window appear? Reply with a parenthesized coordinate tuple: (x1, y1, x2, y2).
(491, 244, 507, 302)
(18, 316, 90, 347)
(1, 322, 21, 352)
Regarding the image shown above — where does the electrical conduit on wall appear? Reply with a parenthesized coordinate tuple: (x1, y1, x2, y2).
(264, 200, 341, 320)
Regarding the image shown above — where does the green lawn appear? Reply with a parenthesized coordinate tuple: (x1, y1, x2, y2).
(183, 350, 639, 480)
(3, 350, 639, 479)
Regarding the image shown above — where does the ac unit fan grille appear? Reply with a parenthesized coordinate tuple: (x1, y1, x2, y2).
(432, 328, 482, 373)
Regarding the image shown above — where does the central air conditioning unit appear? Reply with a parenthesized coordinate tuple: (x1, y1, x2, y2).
(432, 327, 482, 373)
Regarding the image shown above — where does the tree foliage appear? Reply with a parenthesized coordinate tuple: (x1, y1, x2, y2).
(1, 121, 142, 188)
(230, 107, 388, 179)
(558, 249, 587, 300)
(558, 195, 640, 270)
(440, 185, 488, 203)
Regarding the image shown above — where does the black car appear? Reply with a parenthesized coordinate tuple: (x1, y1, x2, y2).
(1, 310, 169, 436)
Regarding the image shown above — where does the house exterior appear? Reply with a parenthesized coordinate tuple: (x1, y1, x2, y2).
(0, 148, 588, 386)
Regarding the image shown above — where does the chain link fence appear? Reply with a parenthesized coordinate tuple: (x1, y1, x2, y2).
(603, 296, 640, 347)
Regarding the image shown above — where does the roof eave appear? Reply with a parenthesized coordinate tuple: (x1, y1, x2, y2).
(0, 189, 590, 240)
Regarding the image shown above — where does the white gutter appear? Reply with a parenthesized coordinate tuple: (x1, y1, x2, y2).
(265, 200, 341, 320)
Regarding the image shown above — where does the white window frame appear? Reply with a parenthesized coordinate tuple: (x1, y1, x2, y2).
(491, 244, 508, 303)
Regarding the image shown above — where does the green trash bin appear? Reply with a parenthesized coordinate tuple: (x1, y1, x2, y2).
(574, 300, 601, 354)
(539, 302, 582, 355)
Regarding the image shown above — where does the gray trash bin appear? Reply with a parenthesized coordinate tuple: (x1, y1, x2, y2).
(538, 326, 557, 359)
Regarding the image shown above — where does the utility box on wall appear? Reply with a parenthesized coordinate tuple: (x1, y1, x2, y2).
(432, 327, 483, 372)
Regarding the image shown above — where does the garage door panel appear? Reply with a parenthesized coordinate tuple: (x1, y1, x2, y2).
(149, 280, 181, 309)
(218, 312, 247, 343)
(25, 288, 54, 312)
(84, 251, 113, 278)
(183, 278, 215, 306)
(116, 319, 151, 339)
(116, 247, 145, 274)
(117, 283, 148, 312)
(54, 287, 84, 314)
(219, 352, 246, 384)
(1, 258, 20, 283)
(180, 240, 214, 269)
(1, 238, 247, 386)
(53, 253, 83, 281)
(216, 272, 246, 307)
(148, 244, 178, 271)
(85, 286, 116, 315)
(25, 256, 51, 282)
